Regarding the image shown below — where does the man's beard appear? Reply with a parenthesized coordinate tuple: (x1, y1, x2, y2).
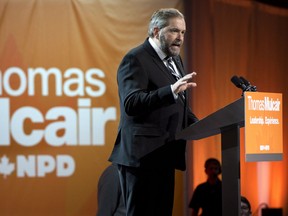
(159, 34, 179, 57)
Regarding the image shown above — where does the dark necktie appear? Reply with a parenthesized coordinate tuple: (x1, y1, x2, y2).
(166, 57, 182, 81)
(165, 57, 185, 100)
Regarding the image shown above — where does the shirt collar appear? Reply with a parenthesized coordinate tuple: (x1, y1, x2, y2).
(148, 37, 166, 61)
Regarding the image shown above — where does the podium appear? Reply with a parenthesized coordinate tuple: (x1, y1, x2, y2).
(177, 97, 244, 216)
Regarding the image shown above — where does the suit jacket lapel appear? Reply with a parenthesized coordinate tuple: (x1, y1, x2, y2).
(173, 56, 185, 77)
(143, 39, 186, 104)
(143, 39, 178, 82)
(173, 56, 188, 103)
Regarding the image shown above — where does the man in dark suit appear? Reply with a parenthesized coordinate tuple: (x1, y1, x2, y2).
(109, 8, 198, 216)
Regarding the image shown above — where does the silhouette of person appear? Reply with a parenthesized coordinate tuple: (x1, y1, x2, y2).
(189, 158, 222, 216)
(96, 164, 125, 216)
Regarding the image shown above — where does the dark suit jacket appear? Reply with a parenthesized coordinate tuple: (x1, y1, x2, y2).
(109, 38, 198, 171)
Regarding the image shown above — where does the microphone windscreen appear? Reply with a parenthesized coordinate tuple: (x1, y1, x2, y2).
(230, 75, 243, 88)
(239, 76, 250, 85)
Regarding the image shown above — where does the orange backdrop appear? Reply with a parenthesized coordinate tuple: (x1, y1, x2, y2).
(0, 0, 184, 215)
(185, 1, 288, 216)
(1, 0, 287, 216)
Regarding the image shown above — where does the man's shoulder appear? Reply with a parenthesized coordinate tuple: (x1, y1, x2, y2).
(195, 181, 210, 190)
(126, 39, 154, 57)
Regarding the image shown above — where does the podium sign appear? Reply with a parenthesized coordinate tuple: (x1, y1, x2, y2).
(177, 92, 283, 215)
(244, 92, 283, 161)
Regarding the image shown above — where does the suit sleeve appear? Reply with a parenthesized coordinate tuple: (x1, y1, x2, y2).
(118, 53, 176, 116)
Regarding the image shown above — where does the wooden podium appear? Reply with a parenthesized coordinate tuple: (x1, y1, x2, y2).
(177, 97, 244, 216)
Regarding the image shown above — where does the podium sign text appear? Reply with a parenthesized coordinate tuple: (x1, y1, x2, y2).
(244, 92, 283, 161)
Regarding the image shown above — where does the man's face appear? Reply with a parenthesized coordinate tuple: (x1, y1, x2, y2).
(158, 17, 186, 56)
(240, 201, 251, 216)
(205, 163, 220, 178)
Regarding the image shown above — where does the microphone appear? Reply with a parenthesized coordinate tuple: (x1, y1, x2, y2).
(230, 75, 257, 95)
(231, 75, 247, 90)
(239, 76, 257, 92)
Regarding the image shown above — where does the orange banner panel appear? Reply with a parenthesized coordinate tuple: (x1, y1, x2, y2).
(0, 0, 183, 215)
(244, 92, 283, 161)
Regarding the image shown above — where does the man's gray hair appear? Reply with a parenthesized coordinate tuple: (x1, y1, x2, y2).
(148, 8, 184, 37)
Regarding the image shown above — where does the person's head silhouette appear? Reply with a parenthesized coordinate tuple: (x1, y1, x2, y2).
(204, 158, 222, 183)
